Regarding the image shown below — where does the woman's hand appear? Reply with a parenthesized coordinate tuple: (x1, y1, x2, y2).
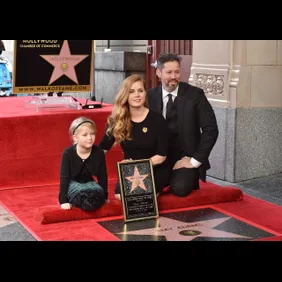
(121, 158, 133, 163)
(150, 155, 166, 166)
(60, 203, 72, 210)
(105, 199, 110, 204)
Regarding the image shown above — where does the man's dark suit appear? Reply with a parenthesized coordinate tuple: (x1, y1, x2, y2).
(147, 82, 219, 184)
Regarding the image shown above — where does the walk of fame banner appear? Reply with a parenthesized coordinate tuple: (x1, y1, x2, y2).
(117, 159, 159, 223)
(12, 40, 94, 94)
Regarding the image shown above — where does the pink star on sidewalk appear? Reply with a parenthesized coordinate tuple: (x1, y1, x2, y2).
(117, 217, 251, 241)
(40, 40, 89, 85)
(125, 166, 149, 193)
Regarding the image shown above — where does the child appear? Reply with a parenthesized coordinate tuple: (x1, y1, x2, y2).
(59, 117, 109, 211)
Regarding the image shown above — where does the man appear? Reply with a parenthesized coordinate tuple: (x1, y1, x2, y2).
(147, 53, 219, 197)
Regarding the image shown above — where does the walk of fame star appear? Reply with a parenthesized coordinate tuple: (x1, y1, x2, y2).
(117, 217, 252, 241)
(125, 166, 149, 193)
(40, 40, 89, 85)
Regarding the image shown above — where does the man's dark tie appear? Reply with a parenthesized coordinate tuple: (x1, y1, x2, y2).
(166, 93, 173, 119)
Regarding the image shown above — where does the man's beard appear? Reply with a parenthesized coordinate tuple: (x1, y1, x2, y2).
(166, 80, 178, 91)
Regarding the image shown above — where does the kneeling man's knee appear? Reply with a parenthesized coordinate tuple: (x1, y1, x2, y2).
(170, 181, 193, 197)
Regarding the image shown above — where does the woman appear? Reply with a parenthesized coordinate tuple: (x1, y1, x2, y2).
(99, 74, 170, 200)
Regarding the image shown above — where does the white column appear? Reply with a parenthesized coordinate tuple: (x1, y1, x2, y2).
(189, 40, 233, 108)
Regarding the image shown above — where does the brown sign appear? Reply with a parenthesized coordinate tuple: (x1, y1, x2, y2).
(117, 159, 159, 223)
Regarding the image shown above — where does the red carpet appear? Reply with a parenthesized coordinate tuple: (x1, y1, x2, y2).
(0, 96, 120, 190)
(0, 180, 242, 222)
(10, 181, 243, 224)
(0, 186, 281, 241)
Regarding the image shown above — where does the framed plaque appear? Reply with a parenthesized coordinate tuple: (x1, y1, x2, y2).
(12, 40, 94, 94)
(117, 159, 159, 223)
